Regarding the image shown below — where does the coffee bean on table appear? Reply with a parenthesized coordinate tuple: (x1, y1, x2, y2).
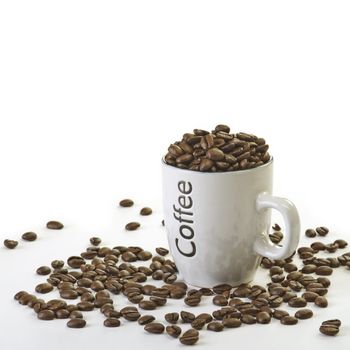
(315, 296, 328, 308)
(56, 309, 70, 319)
(311, 242, 326, 251)
(222, 318, 241, 328)
(67, 256, 86, 268)
(22, 232, 37, 241)
(38, 310, 55, 320)
(302, 292, 319, 302)
(70, 311, 83, 319)
(67, 318, 86, 328)
(125, 222, 140, 231)
(155, 247, 169, 256)
(119, 199, 134, 207)
(319, 320, 341, 336)
(207, 321, 224, 332)
(281, 316, 298, 325)
(334, 239, 347, 248)
(46, 221, 64, 230)
(77, 302, 95, 311)
(179, 329, 199, 345)
(144, 322, 165, 334)
(273, 309, 289, 320)
(165, 312, 179, 324)
(14, 291, 28, 301)
(180, 311, 195, 323)
(288, 297, 307, 308)
(35, 283, 53, 294)
(60, 290, 78, 300)
(36, 266, 51, 275)
(213, 283, 232, 294)
(305, 229, 316, 238)
(191, 318, 206, 330)
(51, 260, 64, 269)
(322, 319, 341, 327)
(104, 318, 121, 327)
(121, 306, 140, 321)
(138, 315, 155, 325)
(256, 311, 271, 324)
(184, 295, 201, 307)
(315, 266, 333, 276)
(316, 227, 329, 236)
(140, 207, 152, 216)
(139, 300, 157, 310)
(166, 325, 182, 338)
(213, 295, 228, 306)
(4, 239, 18, 249)
(295, 308, 313, 319)
(241, 314, 256, 324)
(90, 237, 101, 246)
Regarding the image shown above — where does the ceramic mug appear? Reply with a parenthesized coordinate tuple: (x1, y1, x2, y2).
(162, 158, 300, 287)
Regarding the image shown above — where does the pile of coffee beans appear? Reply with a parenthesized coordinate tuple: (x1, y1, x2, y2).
(164, 124, 270, 172)
(12, 200, 348, 344)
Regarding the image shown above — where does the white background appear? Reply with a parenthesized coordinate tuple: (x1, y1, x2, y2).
(0, 1, 349, 349)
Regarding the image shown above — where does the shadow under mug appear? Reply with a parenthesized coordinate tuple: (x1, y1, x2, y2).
(161, 157, 300, 288)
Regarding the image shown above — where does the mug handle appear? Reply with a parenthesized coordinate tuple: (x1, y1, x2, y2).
(253, 192, 300, 260)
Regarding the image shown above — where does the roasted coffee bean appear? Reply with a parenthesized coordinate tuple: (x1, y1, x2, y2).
(19, 294, 36, 305)
(104, 318, 121, 327)
(140, 207, 152, 216)
(4, 239, 18, 249)
(150, 296, 167, 306)
(46, 299, 67, 311)
(191, 317, 206, 330)
(207, 321, 224, 332)
(315, 266, 333, 276)
(334, 239, 347, 249)
(273, 309, 289, 320)
(270, 266, 283, 275)
(213, 295, 228, 306)
(70, 310, 83, 319)
(179, 329, 199, 345)
(315, 296, 328, 308)
(46, 221, 64, 230)
(138, 315, 155, 325)
(295, 309, 313, 319)
(139, 300, 157, 310)
(51, 260, 64, 269)
(60, 289, 78, 300)
(67, 256, 85, 268)
(213, 283, 232, 294)
(241, 314, 256, 324)
(35, 283, 53, 294)
(316, 226, 329, 236)
(14, 291, 28, 301)
(94, 298, 113, 308)
(288, 297, 307, 308)
(320, 324, 339, 336)
(155, 247, 169, 256)
(180, 311, 195, 323)
(90, 237, 102, 246)
(196, 313, 213, 323)
(38, 310, 55, 320)
(166, 325, 182, 338)
(272, 223, 281, 231)
(305, 229, 316, 238)
(165, 312, 179, 324)
(311, 242, 326, 251)
(317, 277, 331, 288)
(301, 264, 317, 274)
(77, 301, 95, 311)
(302, 292, 319, 302)
(22, 231, 37, 241)
(281, 316, 298, 325)
(56, 309, 70, 319)
(284, 263, 297, 272)
(121, 306, 140, 321)
(222, 318, 241, 328)
(67, 318, 86, 328)
(256, 311, 271, 324)
(269, 232, 283, 244)
(144, 322, 165, 334)
(184, 295, 201, 307)
(322, 319, 341, 327)
(119, 199, 134, 207)
(125, 222, 140, 231)
(199, 158, 214, 171)
(36, 266, 51, 275)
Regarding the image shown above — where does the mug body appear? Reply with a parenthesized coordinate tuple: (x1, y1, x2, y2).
(162, 159, 273, 287)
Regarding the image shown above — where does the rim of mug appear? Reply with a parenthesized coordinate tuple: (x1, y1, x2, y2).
(161, 156, 273, 174)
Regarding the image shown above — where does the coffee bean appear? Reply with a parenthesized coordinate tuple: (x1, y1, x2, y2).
(166, 325, 182, 338)
(149, 296, 167, 306)
(67, 256, 86, 268)
(212, 295, 228, 306)
(77, 301, 95, 311)
(184, 295, 201, 307)
(138, 315, 155, 325)
(60, 289, 78, 300)
(140, 207, 152, 216)
(90, 237, 101, 246)
(256, 311, 271, 324)
(121, 306, 140, 321)
(305, 229, 316, 238)
(180, 311, 195, 323)
(155, 247, 169, 256)
(119, 199, 134, 207)
(316, 226, 329, 236)
(179, 329, 199, 345)
(104, 318, 121, 327)
(4, 239, 18, 249)
(315, 266, 333, 276)
(38, 310, 55, 320)
(22, 231, 37, 241)
(315, 296, 328, 308)
(317, 277, 331, 288)
(241, 314, 256, 324)
(302, 292, 319, 302)
(207, 321, 224, 332)
(191, 318, 206, 330)
(165, 312, 179, 324)
(46, 221, 64, 230)
(320, 324, 339, 336)
(139, 300, 157, 310)
(310, 241, 326, 251)
(125, 222, 140, 231)
(51, 260, 64, 269)
(196, 313, 213, 323)
(295, 309, 313, 319)
(67, 318, 86, 328)
(213, 283, 232, 294)
(301, 264, 317, 274)
(14, 291, 28, 301)
(56, 309, 70, 319)
(144, 322, 165, 334)
(288, 297, 307, 308)
(199, 158, 214, 171)
(36, 266, 51, 275)
(90, 280, 105, 291)
(280, 316, 298, 325)
(334, 239, 347, 249)
(273, 309, 289, 320)
(322, 319, 341, 327)
(222, 318, 241, 328)
(46, 299, 67, 311)
(70, 310, 83, 319)
(35, 283, 53, 294)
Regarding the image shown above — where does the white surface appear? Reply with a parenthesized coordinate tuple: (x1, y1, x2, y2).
(0, 1, 350, 349)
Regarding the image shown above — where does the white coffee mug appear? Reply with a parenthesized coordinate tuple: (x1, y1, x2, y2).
(162, 158, 300, 287)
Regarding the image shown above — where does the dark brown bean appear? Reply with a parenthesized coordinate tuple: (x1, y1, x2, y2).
(38, 310, 55, 320)
(305, 229, 316, 238)
(119, 199, 134, 207)
(179, 329, 199, 345)
(35, 283, 54, 294)
(144, 322, 165, 334)
(140, 207, 152, 216)
(256, 311, 271, 324)
(138, 315, 155, 325)
(4, 239, 18, 249)
(104, 318, 121, 327)
(281, 316, 298, 325)
(22, 231, 37, 241)
(288, 297, 307, 308)
(155, 247, 169, 256)
(316, 227, 329, 236)
(67, 318, 86, 328)
(166, 325, 182, 338)
(191, 318, 206, 330)
(90, 237, 101, 246)
(315, 296, 328, 308)
(46, 221, 64, 230)
(165, 312, 179, 324)
(180, 311, 195, 323)
(207, 321, 224, 332)
(125, 222, 140, 231)
(36, 266, 51, 275)
(315, 266, 333, 276)
(295, 309, 313, 319)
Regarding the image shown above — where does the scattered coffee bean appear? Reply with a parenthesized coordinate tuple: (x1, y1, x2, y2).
(125, 222, 140, 231)
(67, 318, 86, 328)
(273, 309, 289, 320)
(38, 310, 55, 320)
(4, 239, 18, 249)
(281, 316, 298, 325)
(319, 320, 341, 336)
(46, 221, 64, 230)
(138, 315, 155, 325)
(155, 247, 169, 256)
(67, 256, 86, 268)
(315, 296, 328, 308)
(288, 297, 307, 308)
(295, 308, 313, 319)
(222, 318, 241, 328)
(51, 260, 64, 269)
(256, 311, 271, 324)
(36, 266, 51, 275)
(119, 199, 134, 207)
(207, 321, 224, 332)
(184, 294, 201, 307)
(316, 227, 329, 236)
(166, 325, 182, 338)
(213, 284, 232, 294)
(56, 309, 70, 319)
(179, 329, 199, 345)
(334, 239, 347, 249)
(139, 300, 157, 310)
(140, 207, 152, 216)
(191, 317, 206, 330)
(22, 232, 37, 241)
(90, 237, 101, 246)
(144, 322, 165, 334)
(180, 311, 195, 323)
(165, 312, 179, 324)
(70, 310, 83, 319)
(315, 266, 333, 276)
(35, 283, 54, 294)
(305, 229, 316, 238)
(322, 319, 341, 327)
(104, 318, 121, 327)
(241, 314, 256, 324)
